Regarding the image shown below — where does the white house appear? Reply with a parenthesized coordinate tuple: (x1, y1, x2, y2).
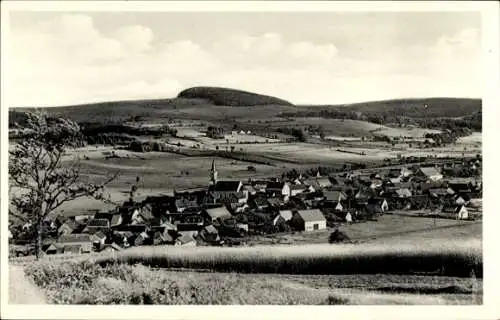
(290, 209, 327, 232)
(278, 210, 294, 221)
(345, 212, 353, 223)
(442, 205, 469, 220)
(175, 233, 197, 246)
(266, 181, 291, 197)
(290, 184, 308, 196)
(416, 167, 443, 182)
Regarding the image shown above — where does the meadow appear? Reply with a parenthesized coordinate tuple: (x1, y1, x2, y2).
(23, 260, 480, 305)
(245, 215, 481, 246)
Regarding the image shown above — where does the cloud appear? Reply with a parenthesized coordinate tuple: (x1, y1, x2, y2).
(7, 13, 481, 107)
(113, 25, 154, 53)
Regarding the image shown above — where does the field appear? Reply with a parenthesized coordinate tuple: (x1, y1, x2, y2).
(26, 123, 481, 218)
(245, 215, 481, 246)
(282, 118, 442, 138)
(22, 260, 481, 305)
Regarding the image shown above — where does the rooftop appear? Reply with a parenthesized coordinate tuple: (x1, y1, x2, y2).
(214, 180, 242, 192)
(296, 209, 326, 222)
(57, 234, 92, 244)
(205, 206, 232, 220)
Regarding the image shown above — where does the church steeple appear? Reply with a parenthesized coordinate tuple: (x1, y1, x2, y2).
(210, 159, 218, 186)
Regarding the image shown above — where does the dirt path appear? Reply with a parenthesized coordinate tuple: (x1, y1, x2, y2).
(9, 265, 47, 304)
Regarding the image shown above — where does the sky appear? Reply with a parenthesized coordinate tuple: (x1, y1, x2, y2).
(7, 11, 481, 107)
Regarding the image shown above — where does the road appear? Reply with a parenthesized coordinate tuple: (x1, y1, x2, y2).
(8, 265, 46, 304)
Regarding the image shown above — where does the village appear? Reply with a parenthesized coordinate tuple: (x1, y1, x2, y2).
(9, 153, 482, 257)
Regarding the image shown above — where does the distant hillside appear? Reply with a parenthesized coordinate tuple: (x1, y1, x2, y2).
(300, 98, 481, 119)
(178, 86, 293, 107)
(9, 98, 210, 125)
(9, 93, 480, 133)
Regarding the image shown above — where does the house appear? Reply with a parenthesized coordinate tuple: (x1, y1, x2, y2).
(428, 188, 455, 198)
(213, 180, 243, 195)
(229, 201, 250, 214)
(58, 219, 83, 235)
(93, 212, 114, 221)
(394, 188, 412, 198)
(252, 181, 268, 193)
(131, 204, 155, 224)
(242, 184, 257, 195)
(329, 176, 348, 190)
(267, 197, 285, 208)
(448, 182, 472, 194)
(393, 181, 412, 190)
(415, 167, 443, 181)
(204, 206, 233, 222)
(91, 230, 107, 245)
(388, 168, 403, 178)
(99, 243, 122, 254)
(251, 195, 269, 210)
(236, 223, 249, 232)
(418, 182, 445, 193)
(56, 234, 93, 253)
(172, 214, 204, 231)
(272, 214, 291, 232)
(389, 177, 402, 184)
(323, 191, 347, 203)
(266, 181, 291, 197)
(345, 212, 353, 223)
(160, 221, 178, 231)
(290, 184, 309, 196)
(114, 231, 135, 248)
(82, 219, 110, 234)
(152, 228, 176, 245)
(322, 200, 343, 211)
(44, 243, 64, 255)
(110, 213, 123, 228)
(199, 225, 220, 243)
(63, 245, 85, 255)
(91, 231, 107, 248)
(134, 231, 149, 246)
(175, 233, 197, 246)
(290, 209, 326, 231)
(355, 188, 378, 202)
(174, 197, 199, 213)
(272, 214, 286, 226)
(74, 214, 95, 223)
(278, 210, 294, 221)
(442, 204, 469, 220)
(290, 209, 327, 231)
(396, 167, 413, 178)
(232, 192, 249, 204)
(368, 198, 389, 212)
(304, 179, 320, 190)
(209, 190, 248, 205)
(454, 195, 468, 205)
(370, 179, 383, 190)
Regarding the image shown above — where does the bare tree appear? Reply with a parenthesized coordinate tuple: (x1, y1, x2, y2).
(9, 112, 119, 259)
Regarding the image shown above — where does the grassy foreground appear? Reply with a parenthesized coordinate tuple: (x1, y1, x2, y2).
(95, 240, 482, 278)
(24, 261, 481, 305)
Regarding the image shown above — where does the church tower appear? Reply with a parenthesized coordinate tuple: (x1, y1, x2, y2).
(209, 159, 218, 186)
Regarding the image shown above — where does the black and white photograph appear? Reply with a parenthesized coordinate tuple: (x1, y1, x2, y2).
(1, 1, 499, 319)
